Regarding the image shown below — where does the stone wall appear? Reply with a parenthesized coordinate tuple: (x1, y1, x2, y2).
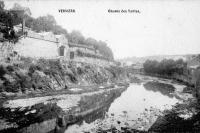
(70, 57, 115, 67)
(0, 38, 70, 62)
(69, 47, 96, 55)
(13, 37, 60, 59)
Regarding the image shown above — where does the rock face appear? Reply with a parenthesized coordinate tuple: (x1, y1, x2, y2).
(0, 57, 128, 94)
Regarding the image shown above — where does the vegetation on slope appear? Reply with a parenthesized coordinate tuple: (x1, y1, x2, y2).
(0, 57, 127, 94)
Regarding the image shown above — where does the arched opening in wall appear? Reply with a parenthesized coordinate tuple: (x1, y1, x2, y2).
(59, 45, 65, 56)
(70, 52, 74, 59)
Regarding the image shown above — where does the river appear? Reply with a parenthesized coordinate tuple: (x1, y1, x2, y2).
(65, 76, 185, 133)
(0, 75, 193, 133)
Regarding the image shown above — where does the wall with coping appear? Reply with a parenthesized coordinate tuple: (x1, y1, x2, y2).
(13, 37, 59, 59)
(70, 57, 115, 67)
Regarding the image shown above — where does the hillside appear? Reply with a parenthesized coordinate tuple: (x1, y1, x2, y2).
(0, 57, 128, 96)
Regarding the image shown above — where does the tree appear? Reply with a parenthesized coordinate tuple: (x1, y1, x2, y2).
(11, 3, 31, 16)
(97, 41, 114, 60)
(84, 37, 98, 47)
(32, 15, 56, 32)
(143, 58, 186, 76)
(68, 30, 85, 44)
(52, 25, 68, 35)
(10, 3, 32, 26)
(0, 1, 5, 10)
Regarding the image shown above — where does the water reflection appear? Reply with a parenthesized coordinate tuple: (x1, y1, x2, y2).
(65, 82, 181, 132)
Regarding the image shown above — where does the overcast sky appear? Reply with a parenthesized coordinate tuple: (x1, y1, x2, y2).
(4, 0, 200, 59)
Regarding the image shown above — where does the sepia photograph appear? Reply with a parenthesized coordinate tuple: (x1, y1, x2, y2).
(0, 0, 200, 132)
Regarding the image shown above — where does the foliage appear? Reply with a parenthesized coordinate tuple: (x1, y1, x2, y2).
(68, 30, 85, 44)
(0, 1, 21, 42)
(0, 65, 6, 78)
(96, 41, 114, 60)
(77, 49, 110, 61)
(143, 59, 186, 76)
(0, 1, 5, 10)
(0, 10, 13, 28)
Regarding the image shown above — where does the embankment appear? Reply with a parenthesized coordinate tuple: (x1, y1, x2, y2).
(0, 56, 129, 132)
(0, 85, 127, 133)
(0, 57, 128, 97)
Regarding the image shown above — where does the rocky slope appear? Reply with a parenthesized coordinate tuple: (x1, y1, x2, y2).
(0, 57, 128, 97)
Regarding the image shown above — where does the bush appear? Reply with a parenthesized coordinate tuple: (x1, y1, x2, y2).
(28, 64, 42, 74)
(0, 65, 6, 78)
(143, 59, 186, 76)
(6, 65, 15, 72)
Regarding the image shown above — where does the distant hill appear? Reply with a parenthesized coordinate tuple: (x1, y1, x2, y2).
(118, 54, 196, 65)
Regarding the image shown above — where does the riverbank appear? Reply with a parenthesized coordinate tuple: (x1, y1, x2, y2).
(1, 69, 199, 133)
(0, 57, 130, 132)
(0, 83, 128, 133)
(63, 75, 191, 133)
(132, 74, 200, 132)
(106, 74, 198, 133)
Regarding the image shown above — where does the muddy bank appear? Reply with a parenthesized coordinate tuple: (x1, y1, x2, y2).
(138, 76, 200, 132)
(143, 81, 176, 97)
(149, 100, 200, 132)
(0, 85, 128, 133)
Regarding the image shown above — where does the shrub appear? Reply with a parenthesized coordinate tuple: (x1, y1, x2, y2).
(0, 65, 6, 78)
(6, 65, 15, 72)
(28, 64, 42, 75)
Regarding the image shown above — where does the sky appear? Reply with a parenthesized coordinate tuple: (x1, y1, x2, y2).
(4, 0, 200, 59)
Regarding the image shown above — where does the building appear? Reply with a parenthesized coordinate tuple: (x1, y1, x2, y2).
(10, 25, 114, 66)
(13, 27, 68, 59)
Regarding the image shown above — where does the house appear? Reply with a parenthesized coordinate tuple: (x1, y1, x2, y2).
(11, 25, 112, 66)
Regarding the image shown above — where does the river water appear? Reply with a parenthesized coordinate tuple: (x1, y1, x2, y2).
(65, 77, 184, 133)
